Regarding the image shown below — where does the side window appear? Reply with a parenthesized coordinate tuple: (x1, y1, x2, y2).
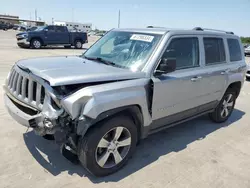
(204, 38, 225, 65)
(47, 26, 55, 32)
(162, 37, 199, 70)
(55, 26, 65, 32)
(227, 39, 242, 61)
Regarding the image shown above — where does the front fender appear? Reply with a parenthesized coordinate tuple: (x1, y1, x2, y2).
(61, 79, 152, 127)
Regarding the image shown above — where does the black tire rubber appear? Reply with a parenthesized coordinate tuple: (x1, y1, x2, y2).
(42, 134, 55, 140)
(78, 115, 138, 177)
(74, 40, 83, 49)
(209, 89, 236, 123)
(31, 39, 42, 49)
(64, 45, 71, 49)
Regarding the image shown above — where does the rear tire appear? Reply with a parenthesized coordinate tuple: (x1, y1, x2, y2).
(74, 40, 83, 49)
(209, 90, 236, 123)
(78, 115, 138, 177)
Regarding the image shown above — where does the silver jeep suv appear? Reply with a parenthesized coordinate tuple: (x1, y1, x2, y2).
(4, 27, 247, 176)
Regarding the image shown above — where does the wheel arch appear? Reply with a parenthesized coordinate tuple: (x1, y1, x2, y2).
(226, 81, 242, 98)
(77, 105, 144, 141)
(74, 37, 83, 43)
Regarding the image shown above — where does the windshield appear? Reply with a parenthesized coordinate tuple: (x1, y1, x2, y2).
(83, 31, 162, 71)
(29, 27, 37, 31)
(35, 26, 46, 31)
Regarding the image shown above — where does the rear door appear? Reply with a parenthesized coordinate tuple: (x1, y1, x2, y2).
(55, 26, 69, 44)
(199, 37, 229, 102)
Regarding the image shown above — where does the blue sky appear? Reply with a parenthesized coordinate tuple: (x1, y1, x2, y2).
(1, 0, 250, 36)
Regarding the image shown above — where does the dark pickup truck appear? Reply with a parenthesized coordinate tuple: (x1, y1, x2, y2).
(16, 25, 88, 49)
(0, 23, 8, 30)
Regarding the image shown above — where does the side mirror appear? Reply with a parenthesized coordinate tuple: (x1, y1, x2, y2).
(154, 58, 176, 76)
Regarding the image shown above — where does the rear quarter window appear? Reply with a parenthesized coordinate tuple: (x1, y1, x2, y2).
(227, 39, 242, 61)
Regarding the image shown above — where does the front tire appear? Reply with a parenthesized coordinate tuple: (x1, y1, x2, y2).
(78, 115, 138, 177)
(209, 90, 236, 123)
(31, 39, 42, 49)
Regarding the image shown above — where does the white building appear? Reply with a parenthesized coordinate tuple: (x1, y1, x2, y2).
(54, 21, 92, 32)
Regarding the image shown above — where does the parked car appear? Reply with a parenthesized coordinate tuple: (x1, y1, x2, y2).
(16, 25, 88, 49)
(246, 64, 250, 80)
(244, 46, 250, 56)
(4, 27, 247, 176)
(243, 44, 249, 48)
(18, 26, 27, 31)
(12, 25, 19, 30)
(0, 23, 8, 30)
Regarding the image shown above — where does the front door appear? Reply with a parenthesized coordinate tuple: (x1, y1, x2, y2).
(151, 36, 214, 129)
(45, 26, 57, 44)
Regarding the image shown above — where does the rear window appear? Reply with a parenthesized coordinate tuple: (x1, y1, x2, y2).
(227, 39, 242, 61)
(204, 38, 226, 65)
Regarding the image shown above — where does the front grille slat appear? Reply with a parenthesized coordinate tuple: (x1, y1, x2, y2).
(10, 71, 17, 89)
(22, 77, 27, 99)
(7, 67, 45, 110)
(28, 80, 34, 102)
(8, 70, 15, 87)
(16, 75, 22, 95)
(12, 72, 19, 93)
(36, 84, 42, 106)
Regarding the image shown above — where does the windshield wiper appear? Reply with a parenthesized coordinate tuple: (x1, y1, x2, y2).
(83, 55, 126, 68)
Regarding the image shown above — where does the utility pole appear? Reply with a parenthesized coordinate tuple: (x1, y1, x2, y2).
(35, 9, 37, 21)
(118, 10, 120, 28)
(52, 18, 54, 25)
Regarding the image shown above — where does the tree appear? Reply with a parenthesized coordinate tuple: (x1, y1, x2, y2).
(240, 37, 250, 44)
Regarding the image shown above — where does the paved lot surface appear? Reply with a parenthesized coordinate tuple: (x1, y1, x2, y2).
(0, 30, 250, 188)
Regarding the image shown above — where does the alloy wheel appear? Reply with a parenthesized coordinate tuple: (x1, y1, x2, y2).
(220, 93, 234, 118)
(33, 40, 41, 48)
(95, 126, 131, 168)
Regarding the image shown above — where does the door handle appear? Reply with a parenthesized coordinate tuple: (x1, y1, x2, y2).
(221, 69, 231, 75)
(191, 76, 202, 82)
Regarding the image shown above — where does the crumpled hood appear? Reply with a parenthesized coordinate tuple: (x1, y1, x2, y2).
(16, 56, 146, 86)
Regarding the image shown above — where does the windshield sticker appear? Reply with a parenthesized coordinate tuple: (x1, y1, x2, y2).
(130, 34, 154, 42)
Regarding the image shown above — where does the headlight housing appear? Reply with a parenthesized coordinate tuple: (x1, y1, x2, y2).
(21, 34, 28, 38)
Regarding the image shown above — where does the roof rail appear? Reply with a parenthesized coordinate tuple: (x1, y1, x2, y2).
(192, 27, 234, 34)
(147, 26, 166, 29)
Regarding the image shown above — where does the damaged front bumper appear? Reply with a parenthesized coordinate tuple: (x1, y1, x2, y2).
(4, 90, 63, 136)
(4, 93, 43, 128)
(4, 93, 80, 164)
